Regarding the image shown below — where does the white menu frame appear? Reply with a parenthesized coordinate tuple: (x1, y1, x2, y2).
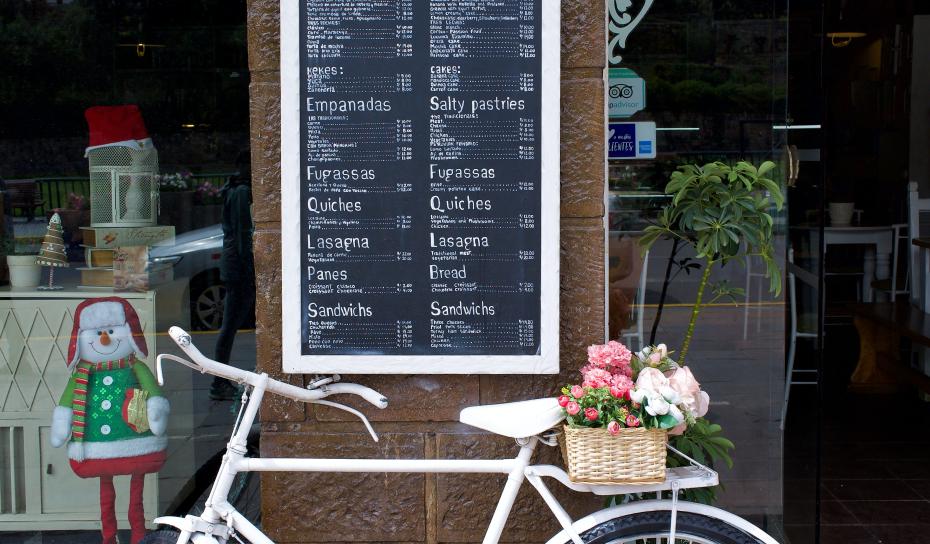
(280, 0, 560, 374)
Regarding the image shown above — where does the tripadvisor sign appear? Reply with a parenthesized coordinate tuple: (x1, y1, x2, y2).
(607, 68, 646, 119)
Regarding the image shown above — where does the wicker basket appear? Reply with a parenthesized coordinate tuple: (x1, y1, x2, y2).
(559, 425, 667, 484)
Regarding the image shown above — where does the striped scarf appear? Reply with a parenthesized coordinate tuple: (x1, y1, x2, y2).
(71, 355, 135, 442)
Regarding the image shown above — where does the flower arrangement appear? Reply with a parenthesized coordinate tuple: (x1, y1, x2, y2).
(559, 342, 706, 435)
(66, 192, 89, 211)
(156, 172, 193, 192)
(558, 341, 732, 490)
(194, 181, 222, 204)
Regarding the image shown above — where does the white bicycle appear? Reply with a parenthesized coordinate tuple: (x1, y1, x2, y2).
(144, 326, 779, 544)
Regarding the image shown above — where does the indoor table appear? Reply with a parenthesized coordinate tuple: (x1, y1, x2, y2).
(793, 225, 894, 303)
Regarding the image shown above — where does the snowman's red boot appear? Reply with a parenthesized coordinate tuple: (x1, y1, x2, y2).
(99, 476, 119, 544)
(128, 473, 148, 544)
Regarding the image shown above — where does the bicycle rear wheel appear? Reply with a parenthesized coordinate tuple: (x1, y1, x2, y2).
(578, 511, 769, 544)
(139, 529, 183, 544)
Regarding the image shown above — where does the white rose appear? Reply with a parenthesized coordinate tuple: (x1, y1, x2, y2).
(659, 385, 680, 405)
(645, 395, 669, 416)
(656, 344, 668, 358)
(635, 367, 669, 392)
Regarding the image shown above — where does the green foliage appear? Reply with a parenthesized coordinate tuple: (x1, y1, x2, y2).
(561, 386, 646, 430)
(640, 160, 783, 294)
(667, 418, 736, 504)
(639, 160, 783, 364)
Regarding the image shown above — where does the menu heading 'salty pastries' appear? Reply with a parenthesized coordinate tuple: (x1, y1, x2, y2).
(280, 0, 560, 374)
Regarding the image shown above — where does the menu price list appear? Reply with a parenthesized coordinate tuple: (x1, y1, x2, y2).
(299, 0, 542, 357)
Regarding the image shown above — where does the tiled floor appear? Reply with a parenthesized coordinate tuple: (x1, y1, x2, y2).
(815, 322, 930, 543)
(818, 409, 930, 542)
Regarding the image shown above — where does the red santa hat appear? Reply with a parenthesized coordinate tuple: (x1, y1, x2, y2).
(66, 297, 148, 368)
(84, 105, 153, 156)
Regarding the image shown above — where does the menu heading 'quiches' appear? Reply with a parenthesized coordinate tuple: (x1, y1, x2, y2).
(280, 0, 560, 374)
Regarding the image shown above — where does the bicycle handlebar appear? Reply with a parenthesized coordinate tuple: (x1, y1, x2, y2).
(157, 326, 389, 410)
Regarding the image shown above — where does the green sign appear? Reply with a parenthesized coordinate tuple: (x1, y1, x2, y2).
(608, 68, 646, 118)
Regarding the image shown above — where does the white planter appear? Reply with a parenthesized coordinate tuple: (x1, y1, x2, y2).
(829, 202, 855, 227)
(7, 255, 41, 288)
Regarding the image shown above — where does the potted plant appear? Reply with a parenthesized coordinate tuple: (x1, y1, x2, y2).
(827, 181, 856, 227)
(192, 180, 223, 229)
(157, 172, 194, 233)
(4, 237, 42, 288)
(639, 160, 783, 364)
(599, 160, 781, 502)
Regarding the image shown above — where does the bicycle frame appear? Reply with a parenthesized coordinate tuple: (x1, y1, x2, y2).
(153, 329, 777, 544)
(157, 373, 560, 544)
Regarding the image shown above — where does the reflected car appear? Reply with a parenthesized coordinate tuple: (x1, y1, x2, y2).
(150, 225, 227, 330)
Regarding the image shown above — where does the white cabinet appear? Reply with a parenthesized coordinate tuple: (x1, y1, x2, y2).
(0, 289, 157, 530)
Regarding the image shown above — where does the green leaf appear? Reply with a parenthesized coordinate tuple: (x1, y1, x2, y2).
(657, 414, 680, 429)
(707, 436, 736, 450)
(758, 161, 776, 176)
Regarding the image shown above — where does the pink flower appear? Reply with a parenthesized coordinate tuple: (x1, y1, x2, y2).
(612, 374, 634, 390)
(648, 352, 662, 365)
(625, 414, 640, 427)
(570, 385, 585, 399)
(584, 407, 599, 421)
(586, 343, 613, 369)
(607, 420, 621, 435)
(557, 395, 570, 407)
(582, 367, 614, 388)
(666, 367, 710, 418)
(669, 423, 687, 436)
(609, 385, 628, 399)
(615, 363, 634, 378)
(566, 401, 581, 416)
(586, 341, 633, 371)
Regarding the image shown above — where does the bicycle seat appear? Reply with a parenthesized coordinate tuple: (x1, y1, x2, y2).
(459, 398, 564, 438)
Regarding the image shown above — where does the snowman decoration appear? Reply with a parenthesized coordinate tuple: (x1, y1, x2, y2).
(50, 297, 169, 544)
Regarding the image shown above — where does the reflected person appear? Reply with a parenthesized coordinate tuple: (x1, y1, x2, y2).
(210, 150, 256, 400)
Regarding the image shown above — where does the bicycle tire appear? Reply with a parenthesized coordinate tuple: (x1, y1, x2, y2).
(578, 511, 768, 544)
(166, 429, 261, 528)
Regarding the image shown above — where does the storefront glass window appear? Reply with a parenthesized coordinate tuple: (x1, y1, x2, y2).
(0, 2, 257, 541)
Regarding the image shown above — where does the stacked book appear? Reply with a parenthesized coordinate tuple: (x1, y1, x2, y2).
(78, 226, 175, 291)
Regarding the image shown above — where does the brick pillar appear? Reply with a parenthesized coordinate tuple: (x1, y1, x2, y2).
(247, 1, 606, 541)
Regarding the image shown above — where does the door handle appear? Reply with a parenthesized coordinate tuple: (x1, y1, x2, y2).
(785, 145, 800, 187)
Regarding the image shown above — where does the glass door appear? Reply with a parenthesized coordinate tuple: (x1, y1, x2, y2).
(781, 2, 827, 542)
(606, 1, 821, 542)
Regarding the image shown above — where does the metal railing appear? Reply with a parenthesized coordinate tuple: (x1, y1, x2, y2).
(35, 177, 90, 212)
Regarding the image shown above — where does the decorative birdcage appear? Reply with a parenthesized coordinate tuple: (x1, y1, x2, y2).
(87, 138, 159, 227)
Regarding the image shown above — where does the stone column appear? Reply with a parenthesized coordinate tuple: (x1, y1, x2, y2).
(247, 1, 606, 541)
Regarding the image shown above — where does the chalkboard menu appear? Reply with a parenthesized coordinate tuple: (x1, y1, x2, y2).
(281, 0, 559, 374)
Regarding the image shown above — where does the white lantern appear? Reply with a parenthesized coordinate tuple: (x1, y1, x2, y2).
(87, 142, 159, 227)
(84, 105, 160, 227)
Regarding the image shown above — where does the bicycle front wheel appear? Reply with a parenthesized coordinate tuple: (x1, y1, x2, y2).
(578, 511, 769, 544)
